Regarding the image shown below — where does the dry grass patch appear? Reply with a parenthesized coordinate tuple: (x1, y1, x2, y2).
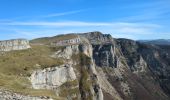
(0, 45, 64, 98)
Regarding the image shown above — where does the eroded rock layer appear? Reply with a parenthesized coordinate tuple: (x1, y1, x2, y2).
(0, 39, 30, 51)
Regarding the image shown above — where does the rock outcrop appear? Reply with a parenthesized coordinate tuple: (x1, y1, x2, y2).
(30, 64, 76, 89)
(0, 39, 30, 51)
(92, 43, 118, 68)
(52, 45, 80, 59)
(79, 31, 114, 44)
(51, 37, 81, 46)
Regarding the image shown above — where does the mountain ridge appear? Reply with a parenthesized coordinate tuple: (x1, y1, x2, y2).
(0, 31, 170, 100)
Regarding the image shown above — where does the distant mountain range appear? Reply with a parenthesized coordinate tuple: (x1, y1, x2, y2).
(138, 39, 170, 45)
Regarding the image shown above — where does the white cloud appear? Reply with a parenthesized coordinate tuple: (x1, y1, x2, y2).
(43, 10, 85, 18)
(0, 21, 113, 26)
(0, 21, 160, 28)
(0, 20, 162, 40)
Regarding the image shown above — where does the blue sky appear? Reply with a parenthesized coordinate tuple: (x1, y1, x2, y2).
(0, 0, 170, 40)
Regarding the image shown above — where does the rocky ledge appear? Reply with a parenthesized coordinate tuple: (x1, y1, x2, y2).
(0, 39, 31, 51)
(30, 64, 77, 89)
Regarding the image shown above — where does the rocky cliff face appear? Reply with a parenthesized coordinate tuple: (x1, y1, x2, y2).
(0, 39, 30, 51)
(0, 32, 170, 100)
(30, 64, 77, 89)
(79, 31, 114, 44)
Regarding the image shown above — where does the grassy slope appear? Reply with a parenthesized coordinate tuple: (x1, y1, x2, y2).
(0, 34, 90, 99)
(30, 34, 78, 45)
(0, 44, 63, 99)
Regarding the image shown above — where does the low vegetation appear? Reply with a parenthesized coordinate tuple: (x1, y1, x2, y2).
(76, 53, 93, 100)
(30, 34, 78, 45)
(59, 80, 79, 99)
(0, 45, 63, 99)
(71, 53, 93, 100)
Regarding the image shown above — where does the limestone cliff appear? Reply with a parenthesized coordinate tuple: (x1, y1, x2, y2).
(0, 39, 30, 51)
(30, 64, 77, 89)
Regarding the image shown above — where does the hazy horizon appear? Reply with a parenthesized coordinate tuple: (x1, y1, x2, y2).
(0, 0, 170, 40)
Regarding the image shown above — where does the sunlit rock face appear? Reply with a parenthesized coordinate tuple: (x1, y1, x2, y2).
(0, 39, 31, 51)
(51, 37, 81, 46)
(79, 31, 114, 44)
(30, 64, 76, 89)
(52, 45, 80, 59)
